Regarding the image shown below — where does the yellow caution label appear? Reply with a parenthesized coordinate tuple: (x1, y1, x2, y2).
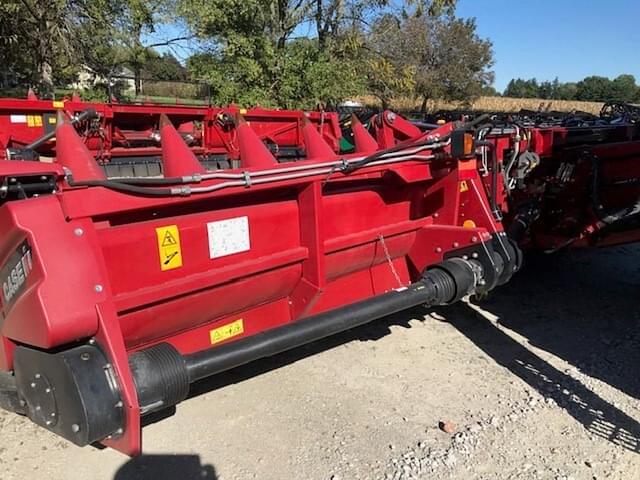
(155, 225, 183, 271)
(48, 117, 57, 124)
(210, 319, 244, 345)
(52, 101, 64, 108)
(459, 180, 469, 192)
(26, 115, 43, 127)
(239, 108, 247, 114)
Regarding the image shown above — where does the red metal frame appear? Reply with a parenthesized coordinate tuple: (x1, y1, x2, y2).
(0, 97, 342, 164)
(0, 111, 503, 455)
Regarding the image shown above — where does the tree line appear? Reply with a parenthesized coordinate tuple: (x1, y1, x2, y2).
(502, 75, 640, 103)
(1, 0, 503, 109)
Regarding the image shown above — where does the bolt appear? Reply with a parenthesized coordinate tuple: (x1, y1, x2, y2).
(115, 401, 123, 408)
(435, 247, 442, 253)
(35, 373, 41, 379)
(45, 420, 52, 426)
(19, 399, 26, 407)
(114, 428, 124, 436)
(30, 382, 36, 388)
(80, 352, 90, 361)
(462, 255, 468, 260)
(71, 424, 80, 433)
(471, 236, 478, 243)
(478, 279, 486, 286)
(386, 112, 396, 123)
(433, 213, 439, 218)
(88, 338, 96, 345)
(45, 388, 51, 394)
(35, 405, 41, 411)
(453, 242, 459, 248)
(74, 228, 84, 237)
(51, 412, 56, 417)
(94, 284, 103, 293)
(472, 252, 479, 259)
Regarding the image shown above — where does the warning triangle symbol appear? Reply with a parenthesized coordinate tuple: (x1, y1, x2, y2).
(162, 230, 177, 247)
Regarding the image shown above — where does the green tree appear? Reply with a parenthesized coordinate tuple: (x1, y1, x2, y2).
(504, 78, 539, 98)
(608, 74, 638, 103)
(366, 14, 493, 110)
(575, 76, 612, 101)
(555, 82, 577, 100)
(178, 0, 458, 107)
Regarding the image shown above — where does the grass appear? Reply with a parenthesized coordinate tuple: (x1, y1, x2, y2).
(357, 95, 605, 115)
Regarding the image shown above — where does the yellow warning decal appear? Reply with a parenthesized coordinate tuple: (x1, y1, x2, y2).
(459, 180, 469, 192)
(52, 101, 64, 108)
(155, 225, 183, 271)
(26, 115, 42, 127)
(48, 117, 57, 124)
(210, 319, 244, 345)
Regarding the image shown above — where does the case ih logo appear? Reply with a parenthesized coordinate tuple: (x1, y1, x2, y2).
(1, 240, 33, 311)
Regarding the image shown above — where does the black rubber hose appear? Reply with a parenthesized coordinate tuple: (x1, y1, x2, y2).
(345, 135, 450, 173)
(66, 178, 177, 196)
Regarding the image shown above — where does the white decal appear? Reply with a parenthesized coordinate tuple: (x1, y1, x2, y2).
(207, 216, 250, 259)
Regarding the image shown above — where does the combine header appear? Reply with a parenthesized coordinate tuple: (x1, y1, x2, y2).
(0, 95, 341, 175)
(0, 101, 519, 455)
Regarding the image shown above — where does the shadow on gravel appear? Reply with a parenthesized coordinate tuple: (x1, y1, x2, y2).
(480, 246, 640, 401)
(442, 245, 640, 454)
(177, 245, 640, 455)
(114, 454, 217, 480)
(443, 301, 640, 454)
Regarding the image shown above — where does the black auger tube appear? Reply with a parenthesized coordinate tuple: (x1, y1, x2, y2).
(129, 259, 475, 414)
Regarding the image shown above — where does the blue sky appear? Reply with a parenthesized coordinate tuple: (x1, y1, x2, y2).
(150, 1, 640, 93)
(456, 0, 640, 91)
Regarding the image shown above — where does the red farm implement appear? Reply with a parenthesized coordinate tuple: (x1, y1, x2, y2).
(0, 96, 341, 176)
(0, 99, 519, 455)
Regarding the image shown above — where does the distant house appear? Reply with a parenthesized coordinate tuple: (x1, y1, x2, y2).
(69, 66, 136, 93)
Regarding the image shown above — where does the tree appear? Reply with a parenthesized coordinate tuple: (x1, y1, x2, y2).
(365, 14, 493, 110)
(575, 76, 612, 101)
(178, 0, 459, 107)
(142, 52, 188, 81)
(555, 82, 577, 100)
(504, 78, 539, 98)
(0, 0, 122, 94)
(608, 74, 638, 103)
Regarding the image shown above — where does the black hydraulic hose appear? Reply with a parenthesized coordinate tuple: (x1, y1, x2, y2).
(466, 114, 491, 129)
(66, 178, 177, 196)
(345, 134, 450, 173)
(25, 108, 99, 151)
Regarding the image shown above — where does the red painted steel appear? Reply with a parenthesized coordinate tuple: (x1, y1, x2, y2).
(0, 97, 341, 165)
(0, 110, 504, 454)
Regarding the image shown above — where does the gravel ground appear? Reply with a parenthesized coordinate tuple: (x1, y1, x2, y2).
(0, 245, 639, 480)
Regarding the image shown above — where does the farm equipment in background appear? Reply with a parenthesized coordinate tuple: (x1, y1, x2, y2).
(0, 96, 520, 455)
(0, 95, 341, 177)
(352, 102, 640, 252)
